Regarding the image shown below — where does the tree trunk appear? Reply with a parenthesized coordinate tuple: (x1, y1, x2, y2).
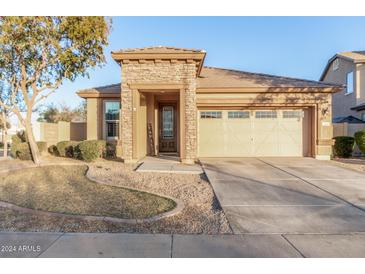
(3, 128, 7, 158)
(25, 120, 40, 165)
(1, 112, 7, 158)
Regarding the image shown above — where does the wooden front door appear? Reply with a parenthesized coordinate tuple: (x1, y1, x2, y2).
(159, 104, 177, 153)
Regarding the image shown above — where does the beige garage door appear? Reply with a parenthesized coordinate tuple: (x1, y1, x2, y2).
(198, 110, 304, 157)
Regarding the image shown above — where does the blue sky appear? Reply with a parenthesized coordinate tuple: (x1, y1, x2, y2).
(46, 16, 365, 109)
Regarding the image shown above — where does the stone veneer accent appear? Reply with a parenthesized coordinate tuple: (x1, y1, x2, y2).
(121, 61, 198, 162)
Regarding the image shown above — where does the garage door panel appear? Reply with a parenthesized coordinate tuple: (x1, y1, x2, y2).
(252, 119, 278, 156)
(199, 119, 225, 157)
(198, 109, 304, 157)
(224, 119, 252, 156)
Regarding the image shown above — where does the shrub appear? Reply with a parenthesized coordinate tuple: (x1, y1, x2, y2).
(354, 130, 365, 154)
(106, 141, 116, 158)
(15, 143, 32, 160)
(77, 140, 106, 162)
(333, 136, 355, 158)
(13, 142, 49, 160)
(56, 141, 80, 158)
(48, 145, 59, 156)
(16, 130, 27, 142)
(96, 140, 107, 157)
(37, 142, 48, 155)
(11, 133, 24, 157)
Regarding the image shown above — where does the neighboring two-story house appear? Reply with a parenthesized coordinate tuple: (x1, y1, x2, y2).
(320, 51, 365, 123)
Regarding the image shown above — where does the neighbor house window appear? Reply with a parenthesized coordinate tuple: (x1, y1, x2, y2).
(200, 111, 222, 119)
(255, 111, 277, 119)
(332, 59, 339, 71)
(362, 113, 365, 122)
(346, 71, 354, 94)
(105, 101, 120, 138)
(228, 111, 250, 119)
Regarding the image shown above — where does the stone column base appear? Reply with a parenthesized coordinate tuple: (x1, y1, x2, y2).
(123, 158, 139, 164)
(315, 155, 331, 161)
(181, 158, 195, 165)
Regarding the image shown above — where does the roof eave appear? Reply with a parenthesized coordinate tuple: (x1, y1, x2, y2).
(196, 86, 344, 93)
(77, 90, 121, 99)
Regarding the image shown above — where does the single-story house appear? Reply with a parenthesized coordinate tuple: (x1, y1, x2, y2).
(77, 46, 343, 163)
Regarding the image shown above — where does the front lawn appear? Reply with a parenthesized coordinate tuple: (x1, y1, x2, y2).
(0, 165, 176, 219)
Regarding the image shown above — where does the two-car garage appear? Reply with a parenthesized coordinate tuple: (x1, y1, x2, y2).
(198, 109, 311, 157)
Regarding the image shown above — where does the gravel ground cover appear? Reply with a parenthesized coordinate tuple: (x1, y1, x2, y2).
(332, 157, 365, 172)
(0, 158, 232, 234)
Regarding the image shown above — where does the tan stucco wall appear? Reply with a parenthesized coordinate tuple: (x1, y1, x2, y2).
(197, 91, 333, 159)
(322, 58, 358, 119)
(137, 93, 147, 159)
(37, 121, 85, 146)
(146, 94, 156, 155)
(86, 98, 99, 140)
(120, 61, 197, 162)
(58, 121, 70, 142)
(86, 98, 104, 140)
(357, 63, 365, 105)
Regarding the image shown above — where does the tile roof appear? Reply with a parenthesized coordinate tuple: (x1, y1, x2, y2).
(77, 83, 121, 97)
(333, 115, 365, 124)
(351, 102, 365, 111)
(112, 46, 205, 54)
(337, 51, 365, 62)
(198, 67, 341, 89)
(77, 67, 342, 98)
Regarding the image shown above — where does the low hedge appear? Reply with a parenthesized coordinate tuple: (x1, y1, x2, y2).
(106, 141, 117, 158)
(15, 143, 32, 160)
(354, 130, 365, 154)
(37, 141, 48, 155)
(48, 145, 59, 156)
(77, 140, 106, 162)
(14, 142, 47, 160)
(333, 136, 355, 158)
(56, 141, 80, 158)
(11, 134, 23, 157)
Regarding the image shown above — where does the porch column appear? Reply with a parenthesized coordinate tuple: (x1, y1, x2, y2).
(180, 84, 197, 164)
(120, 83, 134, 162)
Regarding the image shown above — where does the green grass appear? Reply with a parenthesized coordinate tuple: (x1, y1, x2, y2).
(0, 165, 176, 219)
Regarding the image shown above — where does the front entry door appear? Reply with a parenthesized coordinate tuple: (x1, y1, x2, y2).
(159, 104, 177, 153)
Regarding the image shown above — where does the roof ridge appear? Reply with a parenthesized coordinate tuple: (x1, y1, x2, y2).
(203, 66, 343, 87)
(113, 46, 204, 53)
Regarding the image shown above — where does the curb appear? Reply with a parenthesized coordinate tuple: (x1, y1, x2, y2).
(0, 162, 184, 224)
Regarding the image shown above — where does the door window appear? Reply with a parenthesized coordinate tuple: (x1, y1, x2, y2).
(162, 106, 174, 139)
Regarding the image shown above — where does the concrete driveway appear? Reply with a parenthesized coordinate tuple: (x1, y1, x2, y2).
(201, 157, 365, 234)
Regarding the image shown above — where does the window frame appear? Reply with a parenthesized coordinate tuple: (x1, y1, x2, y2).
(228, 111, 250, 119)
(200, 111, 222, 119)
(103, 100, 121, 140)
(346, 71, 354, 95)
(255, 110, 278, 119)
(283, 110, 303, 119)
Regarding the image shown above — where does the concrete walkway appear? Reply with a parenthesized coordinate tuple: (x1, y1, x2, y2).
(1, 232, 365, 258)
(136, 156, 203, 174)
